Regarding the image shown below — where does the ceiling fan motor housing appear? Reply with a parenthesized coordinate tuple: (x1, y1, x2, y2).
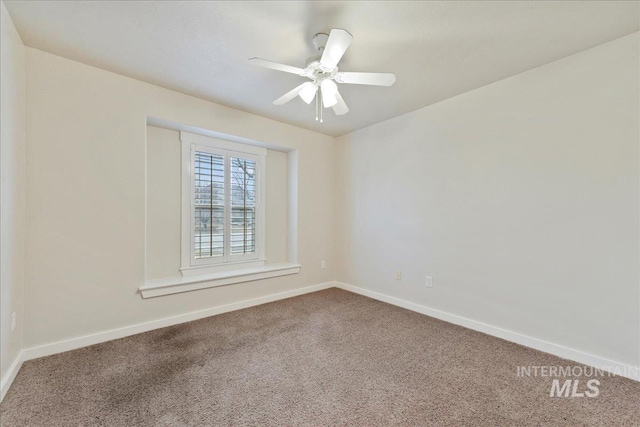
(305, 33, 339, 79)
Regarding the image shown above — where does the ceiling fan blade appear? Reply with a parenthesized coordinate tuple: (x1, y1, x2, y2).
(249, 57, 306, 76)
(332, 91, 349, 116)
(273, 83, 313, 105)
(335, 72, 396, 86)
(320, 29, 353, 69)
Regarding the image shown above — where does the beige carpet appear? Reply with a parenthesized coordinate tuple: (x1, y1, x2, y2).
(1, 288, 639, 426)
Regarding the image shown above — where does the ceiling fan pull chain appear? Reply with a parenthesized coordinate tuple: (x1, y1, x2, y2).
(319, 87, 323, 123)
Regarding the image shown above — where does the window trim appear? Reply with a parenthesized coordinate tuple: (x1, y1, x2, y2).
(180, 131, 266, 276)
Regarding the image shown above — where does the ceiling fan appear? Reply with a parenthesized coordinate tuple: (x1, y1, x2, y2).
(249, 29, 396, 122)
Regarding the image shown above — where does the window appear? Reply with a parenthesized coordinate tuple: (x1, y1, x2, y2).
(181, 132, 266, 275)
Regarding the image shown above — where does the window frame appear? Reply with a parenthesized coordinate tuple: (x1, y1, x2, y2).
(180, 132, 266, 276)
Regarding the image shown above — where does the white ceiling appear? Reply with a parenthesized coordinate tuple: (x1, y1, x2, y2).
(5, 1, 639, 137)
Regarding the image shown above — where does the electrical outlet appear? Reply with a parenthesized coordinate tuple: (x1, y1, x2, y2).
(425, 276, 433, 288)
(395, 271, 402, 281)
(320, 260, 326, 269)
(11, 312, 16, 331)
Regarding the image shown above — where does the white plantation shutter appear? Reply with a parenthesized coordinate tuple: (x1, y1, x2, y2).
(193, 151, 225, 259)
(230, 156, 257, 255)
(181, 132, 265, 272)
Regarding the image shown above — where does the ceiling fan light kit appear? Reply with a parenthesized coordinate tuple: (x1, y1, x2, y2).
(249, 29, 396, 122)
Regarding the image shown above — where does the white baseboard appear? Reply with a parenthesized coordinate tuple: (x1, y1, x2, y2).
(1, 351, 24, 402)
(334, 282, 640, 382)
(22, 281, 335, 362)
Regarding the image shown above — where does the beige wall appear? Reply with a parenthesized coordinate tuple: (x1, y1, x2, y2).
(264, 149, 289, 265)
(145, 126, 181, 280)
(145, 126, 288, 280)
(336, 33, 640, 367)
(24, 48, 336, 349)
(1, 2, 26, 384)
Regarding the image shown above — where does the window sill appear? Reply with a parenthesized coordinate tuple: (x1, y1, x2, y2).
(180, 259, 266, 276)
(139, 263, 302, 299)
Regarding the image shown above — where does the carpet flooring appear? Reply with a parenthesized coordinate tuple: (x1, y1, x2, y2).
(1, 288, 639, 426)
